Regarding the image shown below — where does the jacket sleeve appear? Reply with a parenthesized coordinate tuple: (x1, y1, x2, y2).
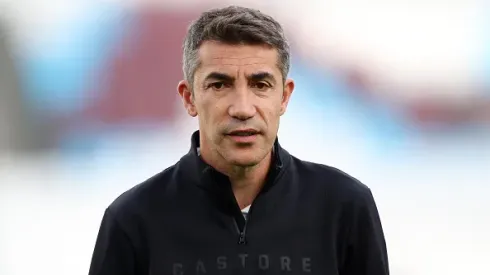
(341, 188, 389, 275)
(89, 208, 136, 275)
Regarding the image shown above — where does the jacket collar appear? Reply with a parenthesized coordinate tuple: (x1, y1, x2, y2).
(179, 130, 290, 190)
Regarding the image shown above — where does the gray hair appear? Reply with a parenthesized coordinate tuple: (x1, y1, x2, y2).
(182, 6, 290, 87)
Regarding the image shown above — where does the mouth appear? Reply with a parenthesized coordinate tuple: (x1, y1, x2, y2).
(225, 129, 260, 143)
(227, 129, 260, 136)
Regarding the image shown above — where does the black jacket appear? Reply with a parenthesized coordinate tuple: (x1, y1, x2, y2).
(89, 131, 389, 275)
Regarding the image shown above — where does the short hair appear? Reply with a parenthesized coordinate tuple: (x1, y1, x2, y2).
(182, 6, 290, 87)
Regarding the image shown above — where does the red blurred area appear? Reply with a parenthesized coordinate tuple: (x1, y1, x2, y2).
(81, 10, 197, 125)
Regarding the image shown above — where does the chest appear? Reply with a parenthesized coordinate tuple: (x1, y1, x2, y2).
(145, 201, 341, 275)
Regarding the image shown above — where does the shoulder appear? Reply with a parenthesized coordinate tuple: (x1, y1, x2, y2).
(105, 162, 182, 222)
(290, 156, 373, 202)
(289, 156, 382, 231)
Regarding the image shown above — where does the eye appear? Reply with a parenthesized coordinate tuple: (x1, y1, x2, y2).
(251, 82, 269, 90)
(207, 82, 227, 91)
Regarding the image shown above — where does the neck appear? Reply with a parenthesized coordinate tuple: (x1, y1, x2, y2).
(228, 153, 271, 209)
(199, 140, 273, 209)
(227, 152, 271, 186)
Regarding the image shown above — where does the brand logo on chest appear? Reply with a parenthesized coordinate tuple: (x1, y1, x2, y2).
(172, 254, 312, 275)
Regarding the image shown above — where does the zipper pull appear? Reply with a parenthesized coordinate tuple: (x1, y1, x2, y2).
(238, 231, 246, 245)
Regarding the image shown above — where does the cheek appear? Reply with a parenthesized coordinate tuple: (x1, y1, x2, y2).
(261, 106, 282, 127)
(197, 98, 226, 123)
(267, 97, 284, 115)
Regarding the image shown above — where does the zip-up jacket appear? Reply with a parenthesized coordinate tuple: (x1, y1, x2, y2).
(89, 130, 389, 275)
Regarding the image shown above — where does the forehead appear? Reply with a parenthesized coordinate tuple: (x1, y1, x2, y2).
(196, 41, 281, 77)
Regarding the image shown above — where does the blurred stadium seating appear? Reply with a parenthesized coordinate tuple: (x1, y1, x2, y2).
(0, 1, 489, 275)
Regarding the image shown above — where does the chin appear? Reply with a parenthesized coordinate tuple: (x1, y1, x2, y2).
(226, 153, 263, 167)
(231, 159, 260, 168)
(218, 145, 270, 168)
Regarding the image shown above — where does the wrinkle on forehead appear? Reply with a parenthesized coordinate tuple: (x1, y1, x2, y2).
(206, 55, 274, 67)
(209, 61, 271, 67)
(197, 42, 280, 77)
(209, 56, 269, 65)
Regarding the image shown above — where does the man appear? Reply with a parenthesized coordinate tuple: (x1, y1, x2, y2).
(89, 6, 389, 275)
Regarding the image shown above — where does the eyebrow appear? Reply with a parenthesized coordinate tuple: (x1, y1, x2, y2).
(203, 71, 276, 84)
(248, 72, 276, 84)
(203, 72, 235, 83)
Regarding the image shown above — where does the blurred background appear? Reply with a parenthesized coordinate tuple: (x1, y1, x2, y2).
(0, 0, 489, 274)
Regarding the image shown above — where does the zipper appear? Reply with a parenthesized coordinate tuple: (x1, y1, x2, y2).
(235, 215, 249, 245)
(235, 220, 247, 245)
(232, 162, 287, 245)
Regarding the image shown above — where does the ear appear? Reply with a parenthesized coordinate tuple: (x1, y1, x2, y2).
(178, 80, 198, 117)
(280, 78, 294, 116)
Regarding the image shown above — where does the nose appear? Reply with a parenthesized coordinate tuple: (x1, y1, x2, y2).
(228, 87, 256, 121)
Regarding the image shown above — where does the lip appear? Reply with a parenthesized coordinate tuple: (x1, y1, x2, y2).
(226, 129, 260, 143)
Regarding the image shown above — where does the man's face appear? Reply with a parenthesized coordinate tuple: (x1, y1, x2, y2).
(178, 41, 294, 167)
